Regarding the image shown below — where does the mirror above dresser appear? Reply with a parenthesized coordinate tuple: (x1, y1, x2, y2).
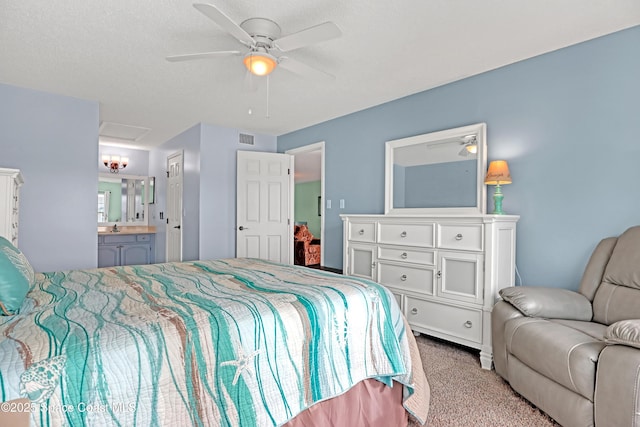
(342, 122, 518, 369)
(384, 123, 487, 215)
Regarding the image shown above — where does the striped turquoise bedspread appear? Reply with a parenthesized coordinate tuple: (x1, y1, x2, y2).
(0, 258, 424, 426)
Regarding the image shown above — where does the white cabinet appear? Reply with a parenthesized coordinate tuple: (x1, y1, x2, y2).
(342, 214, 518, 369)
(0, 168, 24, 247)
(345, 243, 376, 280)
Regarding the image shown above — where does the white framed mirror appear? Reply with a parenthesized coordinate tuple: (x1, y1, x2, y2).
(384, 123, 487, 215)
(98, 173, 152, 226)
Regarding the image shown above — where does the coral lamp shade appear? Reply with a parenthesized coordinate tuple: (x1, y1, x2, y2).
(484, 160, 512, 185)
(243, 52, 277, 76)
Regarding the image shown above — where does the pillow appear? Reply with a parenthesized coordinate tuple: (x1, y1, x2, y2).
(0, 236, 35, 315)
(294, 225, 314, 242)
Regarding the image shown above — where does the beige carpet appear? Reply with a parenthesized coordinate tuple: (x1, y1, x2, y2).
(408, 335, 560, 427)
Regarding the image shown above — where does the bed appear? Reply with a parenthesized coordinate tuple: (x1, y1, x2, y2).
(0, 246, 429, 426)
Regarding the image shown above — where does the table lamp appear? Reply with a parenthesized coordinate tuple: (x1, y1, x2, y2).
(484, 160, 512, 215)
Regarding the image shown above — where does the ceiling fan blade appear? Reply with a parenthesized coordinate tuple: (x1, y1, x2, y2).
(278, 57, 336, 80)
(274, 22, 341, 52)
(193, 3, 255, 47)
(166, 51, 242, 62)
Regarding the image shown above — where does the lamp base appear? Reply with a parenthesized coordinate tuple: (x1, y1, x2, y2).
(492, 184, 505, 215)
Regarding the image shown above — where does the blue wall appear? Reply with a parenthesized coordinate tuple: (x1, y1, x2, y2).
(199, 124, 277, 261)
(278, 25, 640, 290)
(149, 123, 277, 263)
(0, 83, 99, 272)
(149, 124, 202, 263)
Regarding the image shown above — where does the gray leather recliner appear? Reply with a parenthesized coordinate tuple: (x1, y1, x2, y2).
(492, 225, 640, 427)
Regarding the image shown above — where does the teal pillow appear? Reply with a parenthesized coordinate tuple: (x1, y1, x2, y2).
(0, 237, 35, 315)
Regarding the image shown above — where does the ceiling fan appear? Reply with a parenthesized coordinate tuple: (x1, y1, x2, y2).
(166, 3, 342, 80)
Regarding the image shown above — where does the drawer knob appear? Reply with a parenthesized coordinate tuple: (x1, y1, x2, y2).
(456, 233, 463, 240)
(400, 231, 407, 238)
(400, 252, 408, 259)
(411, 308, 418, 315)
(464, 321, 473, 328)
(400, 274, 407, 281)
(358, 229, 365, 235)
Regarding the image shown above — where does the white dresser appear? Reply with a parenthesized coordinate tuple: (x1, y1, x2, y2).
(341, 214, 518, 369)
(0, 168, 23, 247)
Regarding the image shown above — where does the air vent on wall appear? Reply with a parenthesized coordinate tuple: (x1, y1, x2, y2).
(239, 133, 255, 145)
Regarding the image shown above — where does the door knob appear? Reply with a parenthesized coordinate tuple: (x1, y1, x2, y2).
(238, 226, 248, 230)
(174, 225, 181, 229)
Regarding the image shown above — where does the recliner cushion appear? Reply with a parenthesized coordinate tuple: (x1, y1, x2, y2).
(592, 282, 640, 325)
(591, 226, 640, 325)
(505, 317, 607, 401)
(602, 225, 640, 290)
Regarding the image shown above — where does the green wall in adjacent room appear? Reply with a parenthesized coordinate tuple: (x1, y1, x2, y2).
(295, 180, 321, 238)
(98, 181, 122, 222)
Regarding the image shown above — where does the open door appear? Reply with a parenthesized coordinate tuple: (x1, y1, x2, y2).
(236, 151, 293, 263)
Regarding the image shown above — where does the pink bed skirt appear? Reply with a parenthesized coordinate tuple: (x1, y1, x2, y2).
(283, 379, 408, 427)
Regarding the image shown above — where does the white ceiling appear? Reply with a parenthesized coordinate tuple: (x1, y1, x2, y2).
(2, 1, 639, 149)
(293, 149, 322, 183)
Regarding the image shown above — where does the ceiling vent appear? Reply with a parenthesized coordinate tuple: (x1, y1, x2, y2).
(239, 133, 255, 145)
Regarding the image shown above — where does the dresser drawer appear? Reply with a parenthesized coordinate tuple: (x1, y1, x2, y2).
(405, 297, 482, 344)
(378, 262, 434, 295)
(438, 224, 483, 251)
(378, 222, 435, 247)
(378, 247, 435, 265)
(348, 222, 376, 242)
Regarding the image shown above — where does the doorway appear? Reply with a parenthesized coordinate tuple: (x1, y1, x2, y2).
(166, 150, 183, 262)
(286, 142, 325, 267)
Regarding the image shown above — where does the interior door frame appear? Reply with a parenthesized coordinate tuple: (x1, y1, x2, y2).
(166, 150, 184, 262)
(286, 141, 325, 266)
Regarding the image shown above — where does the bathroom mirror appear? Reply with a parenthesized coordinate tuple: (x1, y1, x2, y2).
(384, 123, 487, 214)
(98, 174, 152, 225)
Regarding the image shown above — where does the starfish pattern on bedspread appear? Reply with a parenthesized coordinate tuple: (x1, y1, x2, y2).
(220, 341, 262, 385)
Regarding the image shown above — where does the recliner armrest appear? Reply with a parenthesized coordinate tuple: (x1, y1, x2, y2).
(605, 319, 640, 349)
(499, 286, 593, 320)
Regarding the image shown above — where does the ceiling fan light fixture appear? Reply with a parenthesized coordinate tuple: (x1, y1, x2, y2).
(243, 52, 277, 76)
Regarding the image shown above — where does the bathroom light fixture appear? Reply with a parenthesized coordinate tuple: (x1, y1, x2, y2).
(484, 160, 512, 215)
(243, 50, 277, 76)
(102, 155, 129, 173)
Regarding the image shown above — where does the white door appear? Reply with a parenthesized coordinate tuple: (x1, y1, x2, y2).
(236, 151, 293, 263)
(166, 151, 183, 262)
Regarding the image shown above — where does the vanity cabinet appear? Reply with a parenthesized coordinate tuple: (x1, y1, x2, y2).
(98, 233, 155, 268)
(341, 214, 518, 369)
(0, 168, 24, 247)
